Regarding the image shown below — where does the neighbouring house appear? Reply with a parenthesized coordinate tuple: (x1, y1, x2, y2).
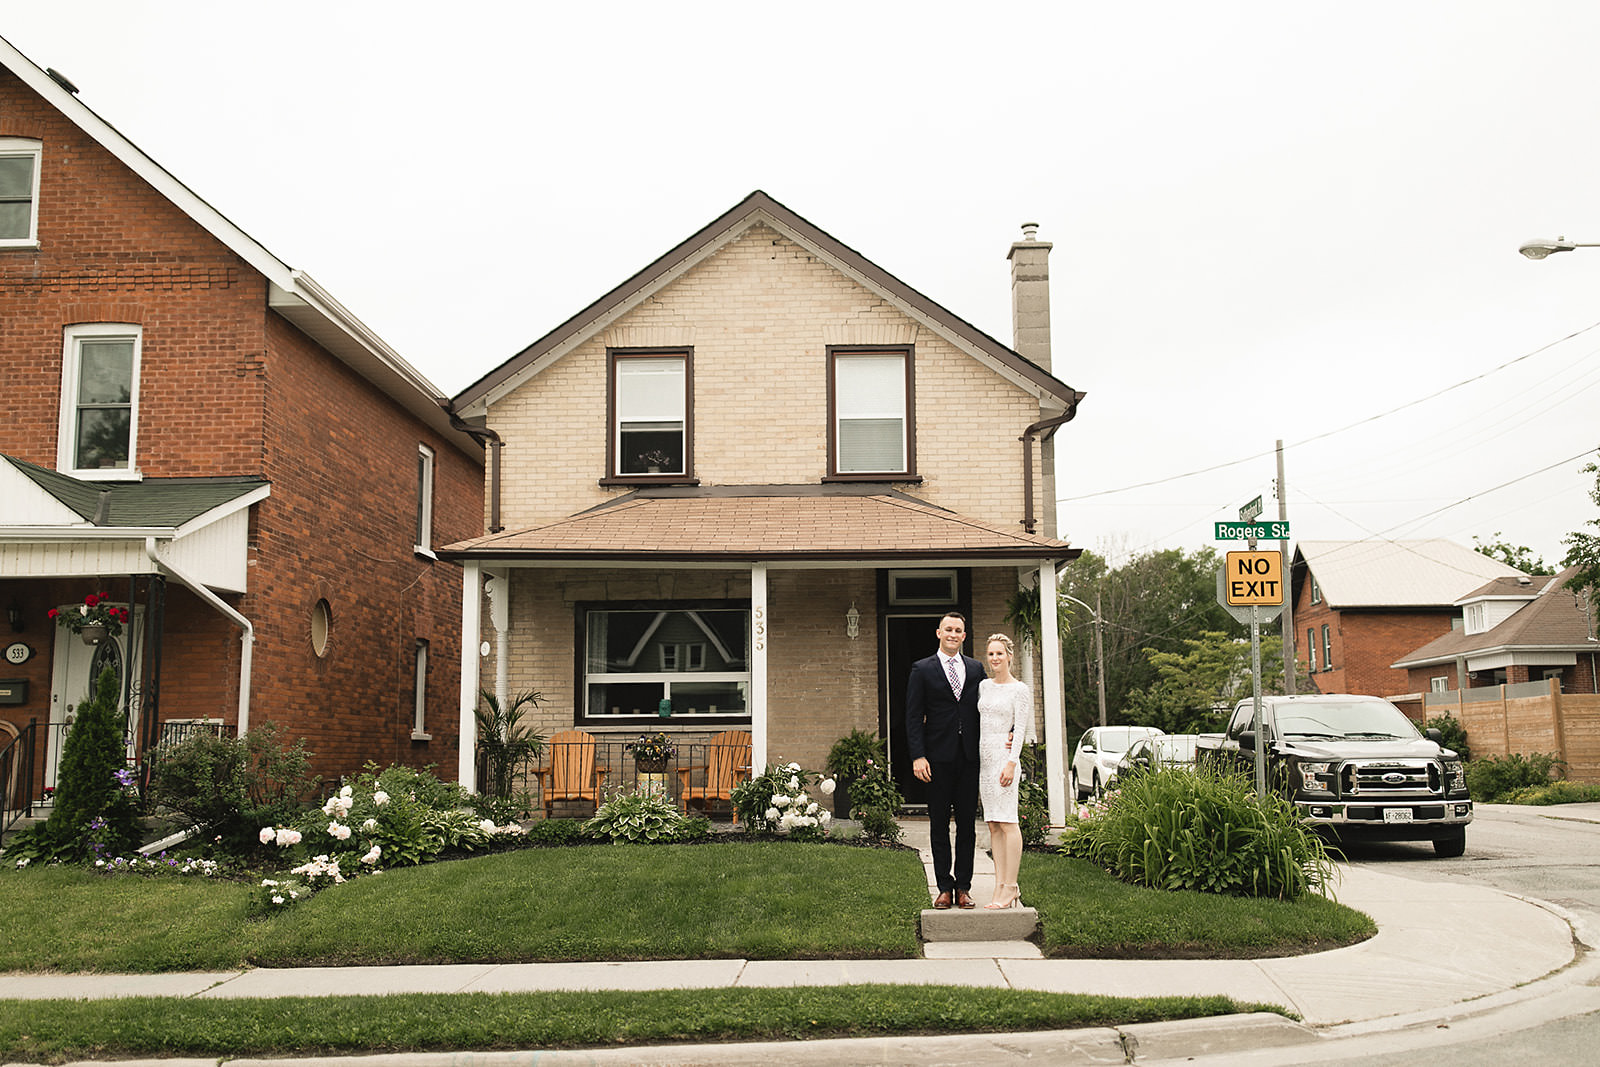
(0, 35, 484, 815)
(1393, 568, 1600, 782)
(1290, 540, 1522, 701)
(442, 191, 1086, 822)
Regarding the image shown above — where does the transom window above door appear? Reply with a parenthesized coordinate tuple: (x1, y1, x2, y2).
(607, 349, 692, 482)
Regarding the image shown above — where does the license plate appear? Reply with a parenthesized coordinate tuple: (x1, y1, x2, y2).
(1383, 808, 1414, 823)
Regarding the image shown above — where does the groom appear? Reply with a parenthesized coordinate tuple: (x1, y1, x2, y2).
(906, 611, 983, 909)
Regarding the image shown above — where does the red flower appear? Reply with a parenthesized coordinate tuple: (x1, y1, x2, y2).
(84, 593, 100, 607)
(47, 608, 59, 619)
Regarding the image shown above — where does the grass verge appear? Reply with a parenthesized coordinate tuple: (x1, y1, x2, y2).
(0, 987, 1287, 1062)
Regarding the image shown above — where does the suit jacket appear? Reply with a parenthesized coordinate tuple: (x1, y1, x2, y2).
(906, 652, 983, 763)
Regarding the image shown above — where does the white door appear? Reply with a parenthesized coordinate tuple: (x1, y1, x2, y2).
(47, 606, 142, 788)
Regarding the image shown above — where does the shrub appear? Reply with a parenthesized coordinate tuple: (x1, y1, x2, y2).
(825, 729, 885, 782)
(1466, 752, 1565, 801)
(526, 818, 585, 846)
(1507, 779, 1600, 805)
(1059, 764, 1337, 900)
(841, 764, 903, 844)
(475, 689, 543, 802)
(583, 790, 693, 843)
(1425, 715, 1471, 760)
(730, 762, 835, 841)
(1017, 744, 1050, 848)
(148, 720, 317, 853)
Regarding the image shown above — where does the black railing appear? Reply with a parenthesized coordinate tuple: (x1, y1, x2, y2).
(479, 740, 754, 817)
(1, 718, 39, 835)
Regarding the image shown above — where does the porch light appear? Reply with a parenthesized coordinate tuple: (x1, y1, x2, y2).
(845, 601, 860, 640)
(7, 600, 21, 633)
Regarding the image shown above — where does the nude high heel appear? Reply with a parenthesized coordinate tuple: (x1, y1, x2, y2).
(983, 883, 1021, 910)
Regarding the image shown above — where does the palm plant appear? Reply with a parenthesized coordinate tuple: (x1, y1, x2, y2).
(475, 689, 544, 800)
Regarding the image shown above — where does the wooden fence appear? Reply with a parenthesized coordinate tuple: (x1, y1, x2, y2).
(1422, 677, 1600, 784)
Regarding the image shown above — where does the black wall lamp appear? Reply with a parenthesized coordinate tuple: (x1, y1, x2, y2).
(7, 599, 23, 633)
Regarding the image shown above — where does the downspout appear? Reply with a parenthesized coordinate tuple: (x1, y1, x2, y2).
(444, 403, 504, 533)
(145, 537, 254, 735)
(1019, 408, 1077, 534)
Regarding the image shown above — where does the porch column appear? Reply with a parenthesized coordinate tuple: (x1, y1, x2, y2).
(485, 568, 510, 712)
(751, 562, 768, 773)
(1038, 559, 1067, 825)
(458, 560, 483, 791)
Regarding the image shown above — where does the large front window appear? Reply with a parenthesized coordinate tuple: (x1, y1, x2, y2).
(829, 348, 912, 477)
(58, 324, 141, 478)
(611, 351, 689, 478)
(581, 604, 749, 722)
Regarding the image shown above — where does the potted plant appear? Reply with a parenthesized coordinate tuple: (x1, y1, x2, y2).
(48, 593, 130, 645)
(637, 449, 672, 474)
(825, 728, 885, 819)
(626, 731, 676, 773)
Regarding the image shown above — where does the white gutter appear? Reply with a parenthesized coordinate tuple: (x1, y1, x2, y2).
(145, 537, 254, 735)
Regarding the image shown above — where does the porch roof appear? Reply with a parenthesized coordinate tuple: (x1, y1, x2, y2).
(439, 485, 1078, 564)
(4, 454, 267, 529)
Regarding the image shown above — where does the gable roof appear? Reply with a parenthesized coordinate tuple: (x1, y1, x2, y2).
(1292, 539, 1523, 609)
(450, 191, 1086, 419)
(0, 34, 474, 454)
(1, 453, 267, 532)
(1393, 567, 1595, 668)
(439, 484, 1079, 564)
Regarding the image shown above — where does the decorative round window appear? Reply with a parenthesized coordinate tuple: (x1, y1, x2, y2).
(311, 599, 332, 657)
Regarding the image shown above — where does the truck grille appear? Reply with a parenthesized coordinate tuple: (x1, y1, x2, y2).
(1339, 760, 1441, 797)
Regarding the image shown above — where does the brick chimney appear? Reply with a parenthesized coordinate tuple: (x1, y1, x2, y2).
(1007, 222, 1052, 371)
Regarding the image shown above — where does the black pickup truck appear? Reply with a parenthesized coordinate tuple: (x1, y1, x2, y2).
(1197, 693, 1472, 856)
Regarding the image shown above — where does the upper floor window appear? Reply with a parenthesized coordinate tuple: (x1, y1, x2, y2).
(0, 138, 41, 247)
(1321, 624, 1332, 669)
(1309, 576, 1322, 605)
(829, 347, 914, 478)
(415, 444, 435, 555)
(58, 323, 141, 478)
(1306, 628, 1317, 672)
(608, 350, 691, 481)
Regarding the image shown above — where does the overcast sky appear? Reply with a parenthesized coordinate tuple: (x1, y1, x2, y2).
(8, 2, 1600, 569)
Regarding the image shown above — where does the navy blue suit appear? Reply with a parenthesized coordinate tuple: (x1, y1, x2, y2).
(906, 652, 983, 894)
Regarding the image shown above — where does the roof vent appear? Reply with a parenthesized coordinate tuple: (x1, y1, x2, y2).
(1020, 222, 1039, 241)
(1518, 575, 1532, 585)
(46, 68, 80, 94)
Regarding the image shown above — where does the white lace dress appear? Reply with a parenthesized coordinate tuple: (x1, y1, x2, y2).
(977, 678, 1033, 823)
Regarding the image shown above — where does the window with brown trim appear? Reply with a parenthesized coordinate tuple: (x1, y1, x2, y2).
(827, 347, 914, 479)
(604, 348, 693, 483)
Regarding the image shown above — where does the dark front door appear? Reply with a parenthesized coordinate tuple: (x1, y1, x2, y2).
(883, 614, 944, 807)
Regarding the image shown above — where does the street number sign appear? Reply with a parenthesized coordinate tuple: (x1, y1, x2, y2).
(1224, 550, 1284, 606)
(1215, 521, 1290, 541)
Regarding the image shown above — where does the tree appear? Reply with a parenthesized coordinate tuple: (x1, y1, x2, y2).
(1475, 531, 1552, 575)
(1058, 547, 1246, 731)
(1564, 455, 1600, 632)
(1125, 630, 1309, 734)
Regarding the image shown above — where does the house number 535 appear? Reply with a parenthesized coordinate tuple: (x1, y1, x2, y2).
(753, 606, 765, 652)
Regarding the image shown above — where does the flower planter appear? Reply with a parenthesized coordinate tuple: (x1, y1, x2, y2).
(634, 758, 668, 774)
(833, 778, 851, 819)
(78, 623, 107, 645)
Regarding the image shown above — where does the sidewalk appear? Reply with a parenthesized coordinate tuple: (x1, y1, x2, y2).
(2, 816, 1586, 1032)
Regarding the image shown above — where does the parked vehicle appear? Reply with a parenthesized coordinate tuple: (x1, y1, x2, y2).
(1196, 694, 1472, 856)
(1071, 725, 1165, 800)
(1118, 733, 1200, 776)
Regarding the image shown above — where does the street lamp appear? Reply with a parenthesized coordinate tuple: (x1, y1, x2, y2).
(1059, 590, 1109, 729)
(1518, 237, 1600, 260)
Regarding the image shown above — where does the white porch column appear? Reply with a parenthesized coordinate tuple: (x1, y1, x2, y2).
(1039, 559, 1068, 825)
(458, 560, 483, 792)
(485, 568, 510, 712)
(751, 563, 768, 774)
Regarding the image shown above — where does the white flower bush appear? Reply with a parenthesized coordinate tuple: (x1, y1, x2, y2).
(730, 761, 836, 841)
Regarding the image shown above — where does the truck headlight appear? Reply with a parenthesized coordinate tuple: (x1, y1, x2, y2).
(1297, 761, 1333, 794)
(1443, 760, 1466, 795)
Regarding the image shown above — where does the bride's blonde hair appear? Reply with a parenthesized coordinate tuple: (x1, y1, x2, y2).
(985, 633, 1015, 659)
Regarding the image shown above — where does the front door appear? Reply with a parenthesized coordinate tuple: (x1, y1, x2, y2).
(47, 607, 141, 788)
(883, 614, 945, 807)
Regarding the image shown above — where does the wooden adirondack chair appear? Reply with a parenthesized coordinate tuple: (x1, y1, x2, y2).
(531, 729, 609, 817)
(677, 729, 752, 820)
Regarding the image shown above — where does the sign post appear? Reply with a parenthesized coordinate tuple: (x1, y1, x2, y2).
(1217, 509, 1287, 799)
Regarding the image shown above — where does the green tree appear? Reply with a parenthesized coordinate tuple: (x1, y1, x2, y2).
(1565, 455, 1600, 632)
(1125, 630, 1307, 734)
(1475, 531, 1552, 575)
(1058, 547, 1245, 730)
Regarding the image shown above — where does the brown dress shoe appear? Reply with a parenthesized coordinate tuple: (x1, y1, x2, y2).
(956, 889, 976, 909)
(933, 890, 952, 909)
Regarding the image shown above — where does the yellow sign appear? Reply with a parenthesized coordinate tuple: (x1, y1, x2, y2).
(1224, 550, 1284, 606)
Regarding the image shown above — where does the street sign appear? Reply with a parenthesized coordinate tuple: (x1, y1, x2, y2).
(1215, 521, 1290, 541)
(1224, 550, 1284, 606)
(1239, 495, 1263, 522)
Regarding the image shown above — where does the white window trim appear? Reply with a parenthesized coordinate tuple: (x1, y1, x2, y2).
(411, 639, 431, 740)
(57, 323, 143, 480)
(0, 137, 42, 249)
(414, 443, 436, 557)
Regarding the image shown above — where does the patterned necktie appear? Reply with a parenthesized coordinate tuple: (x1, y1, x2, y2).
(946, 656, 962, 699)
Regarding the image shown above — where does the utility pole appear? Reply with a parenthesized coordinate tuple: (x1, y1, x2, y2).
(1277, 439, 1296, 695)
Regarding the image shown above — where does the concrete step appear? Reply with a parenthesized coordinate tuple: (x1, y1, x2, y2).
(920, 904, 1038, 942)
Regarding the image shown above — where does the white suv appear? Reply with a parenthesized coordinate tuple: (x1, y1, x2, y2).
(1071, 725, 1165, 800)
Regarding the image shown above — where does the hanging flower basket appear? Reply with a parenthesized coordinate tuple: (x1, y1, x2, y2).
(77, 623, 108, 645)
(48, 593, 128, 643)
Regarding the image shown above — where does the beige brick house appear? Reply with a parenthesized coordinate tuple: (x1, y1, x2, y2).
(443, 192, 1085, 821)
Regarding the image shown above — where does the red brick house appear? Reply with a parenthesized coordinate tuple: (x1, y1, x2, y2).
(1290, 540, 1521, 701)
(0, 35, 483, 808)
(442, 193, 1086, 822)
